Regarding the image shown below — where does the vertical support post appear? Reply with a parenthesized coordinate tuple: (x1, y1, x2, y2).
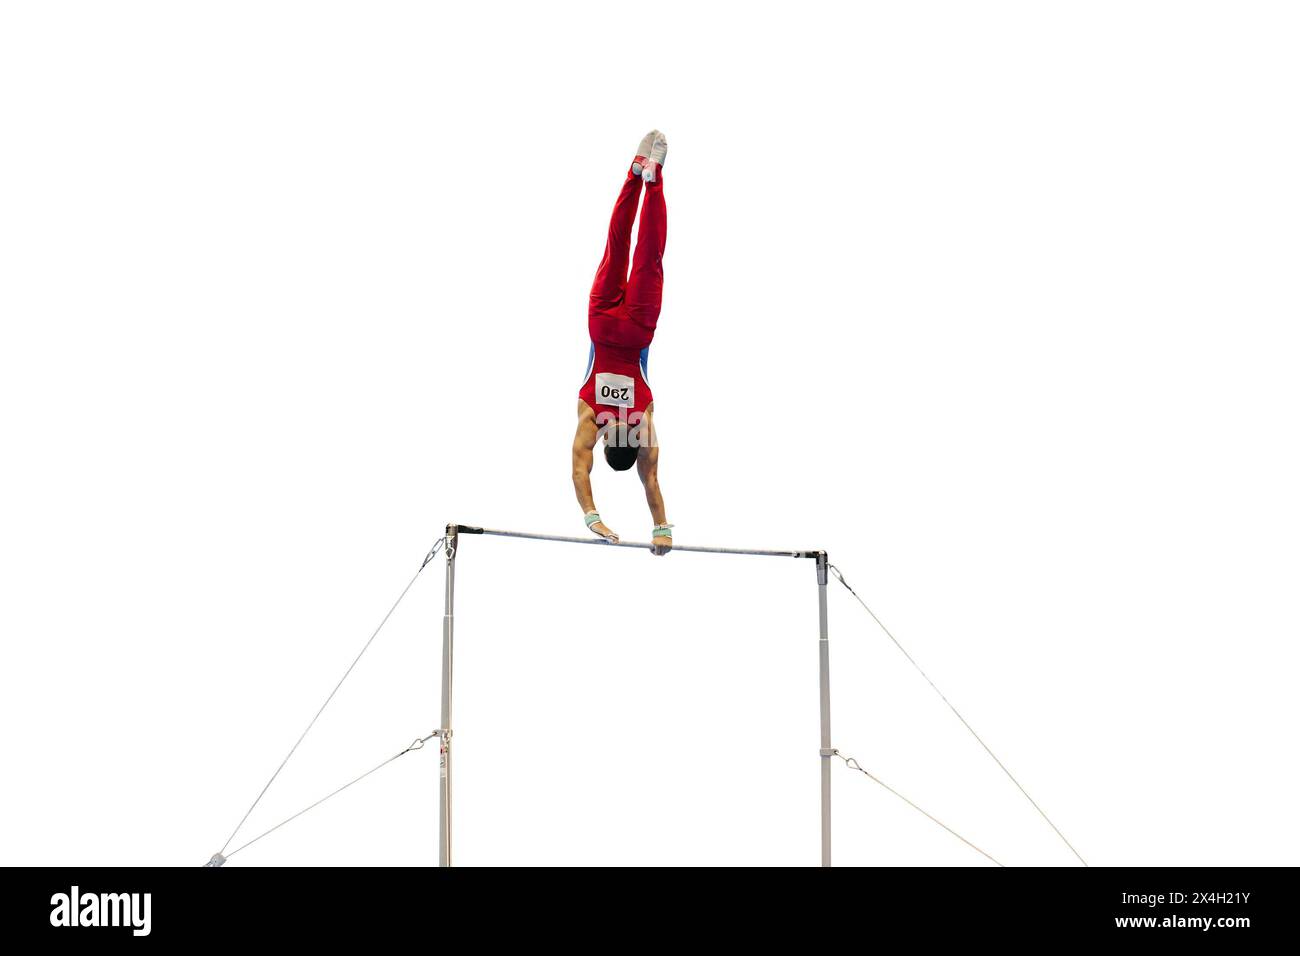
(816, 551, 832, 867)
(438, 524, 457, 867)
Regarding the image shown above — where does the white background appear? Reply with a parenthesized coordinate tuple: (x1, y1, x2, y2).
(2, 1, 1296, 867)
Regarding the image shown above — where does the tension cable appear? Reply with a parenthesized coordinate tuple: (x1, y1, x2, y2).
(214, 538, 444, 858)
(828, 563, 1088, 866)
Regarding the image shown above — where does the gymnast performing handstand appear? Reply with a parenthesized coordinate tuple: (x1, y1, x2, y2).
(573, 130, 673, 555)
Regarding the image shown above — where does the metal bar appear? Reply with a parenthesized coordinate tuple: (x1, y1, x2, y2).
(438, 525, 456, 867)
(455, 525, 818, 559)
(817, 551, 832, 867)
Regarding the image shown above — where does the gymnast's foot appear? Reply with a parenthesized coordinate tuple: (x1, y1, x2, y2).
(640, 130, 667, 183)
(631, 129, 659, 180)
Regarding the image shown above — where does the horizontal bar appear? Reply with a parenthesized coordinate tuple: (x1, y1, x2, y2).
(452, 525, 819, 559)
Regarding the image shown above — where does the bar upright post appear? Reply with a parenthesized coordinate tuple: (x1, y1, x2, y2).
(438, 524, 457, 867)
(816, 551, 832, 867)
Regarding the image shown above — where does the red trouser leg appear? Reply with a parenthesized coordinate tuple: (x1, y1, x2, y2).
(625, 175, 666, 346)
(589, 167, 645, 316)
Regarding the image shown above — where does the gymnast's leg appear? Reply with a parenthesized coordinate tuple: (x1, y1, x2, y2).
(588, 132, 657, 317)
(626, 132, 667, 344)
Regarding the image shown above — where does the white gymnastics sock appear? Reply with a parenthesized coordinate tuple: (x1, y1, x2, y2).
(632, 129, 658, 178)
(641, 130, 667, 183)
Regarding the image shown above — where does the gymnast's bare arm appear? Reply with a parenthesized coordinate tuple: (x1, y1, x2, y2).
(637, 406, 671, 556)
(572, 401, 619, 542)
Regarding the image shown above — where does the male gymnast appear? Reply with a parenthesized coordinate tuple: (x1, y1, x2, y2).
(572, 130, 672, 555)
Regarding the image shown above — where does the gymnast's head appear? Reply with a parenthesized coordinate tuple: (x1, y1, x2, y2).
(603, 424, 639, 471)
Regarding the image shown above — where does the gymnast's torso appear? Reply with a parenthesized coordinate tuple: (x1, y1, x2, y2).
(578, 340, 653, 417)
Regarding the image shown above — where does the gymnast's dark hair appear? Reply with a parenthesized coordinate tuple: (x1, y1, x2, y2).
(604, 442, 638, 471)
